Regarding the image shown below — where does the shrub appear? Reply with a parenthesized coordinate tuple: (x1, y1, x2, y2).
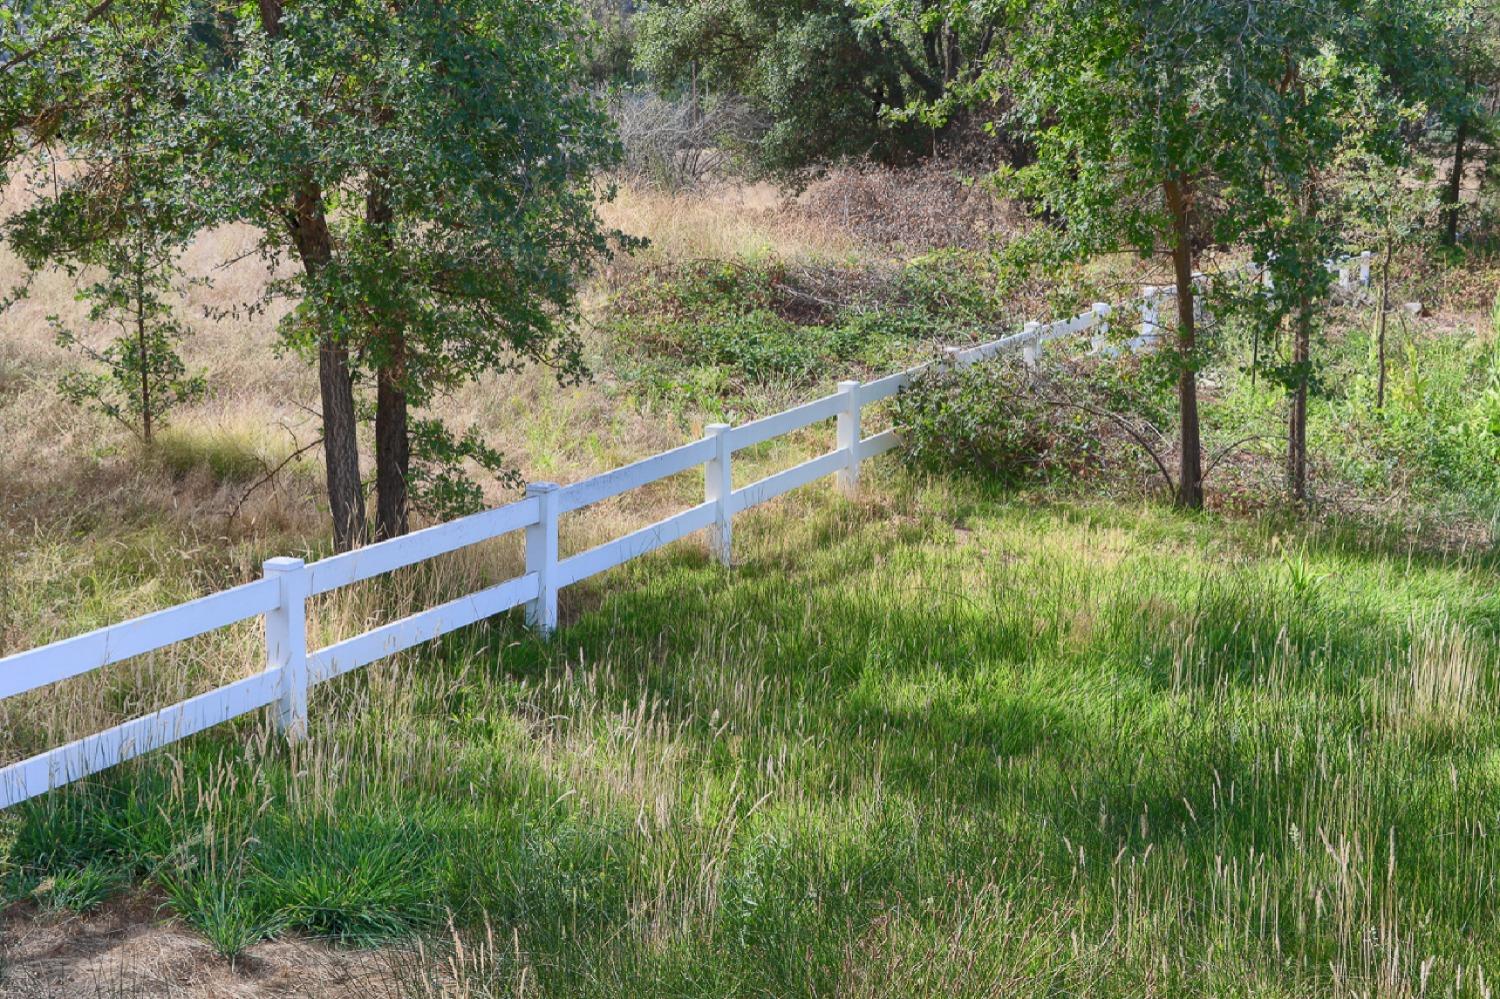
(609, 89, 761, 190)
(891, 352, 1176, 489)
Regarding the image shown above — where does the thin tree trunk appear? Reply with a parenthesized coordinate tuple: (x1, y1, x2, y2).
(259, 0, 365, 552)
(1442, 95, 1471, 248)
(1375, 239, 1392, 409)
(368, 176, 409, 540)
(136, 257, 151, 444)
(1164, 177, 1203, 509)
(1287, 301, 1311, 501)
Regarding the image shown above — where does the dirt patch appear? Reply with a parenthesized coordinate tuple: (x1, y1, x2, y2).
(1, 895, 399, 998)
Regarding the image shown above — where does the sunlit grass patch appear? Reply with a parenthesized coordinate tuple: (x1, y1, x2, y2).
(5, 480, 1500, 995)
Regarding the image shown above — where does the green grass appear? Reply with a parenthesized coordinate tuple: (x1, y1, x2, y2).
(597, 253, 1024, 422)
(5, 473, 1500, 995)
(1207, 291, 1500, 520)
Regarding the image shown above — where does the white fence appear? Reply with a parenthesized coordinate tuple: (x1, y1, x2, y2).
(0, 252, 1372, 809)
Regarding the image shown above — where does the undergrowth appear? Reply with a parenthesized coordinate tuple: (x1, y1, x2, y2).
(599, 253, 1018, 418)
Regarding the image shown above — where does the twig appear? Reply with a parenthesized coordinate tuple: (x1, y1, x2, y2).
(226, 435, 323, 527)
(1041, 393, 1177, 494)
(1203, 433, 1281, 479)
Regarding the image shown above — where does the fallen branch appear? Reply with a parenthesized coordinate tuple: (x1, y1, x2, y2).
(1203, 433, 1281, 480)
(226, 435, 323, 528)
(1040, 392, 1177, 495)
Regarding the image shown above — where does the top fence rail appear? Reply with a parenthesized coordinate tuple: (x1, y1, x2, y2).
(0, 251, 1372, 809)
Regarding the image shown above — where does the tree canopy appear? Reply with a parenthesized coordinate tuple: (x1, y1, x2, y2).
(4, 0, 628, 546)
(636, 0, 1002, 180)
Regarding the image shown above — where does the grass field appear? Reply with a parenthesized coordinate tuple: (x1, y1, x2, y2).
(6, 171, 1500, 995)
(7, 473, 1500, 996)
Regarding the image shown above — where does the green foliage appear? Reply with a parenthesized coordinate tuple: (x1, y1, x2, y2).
(582, 0, 640, 85)
(892, 353, 1176, 487)
(604, 255, 1010, 410)
(4, 0, 633, 540)
(894, 360, 1077, 484)
(187, 0, 629, 390)
(635, 0, 999, 180)
(1378, 334, 1500, 503)
(48, 241, 206, 443)
(1210, 292, 1500, 511)
(406, 416, 523, 523)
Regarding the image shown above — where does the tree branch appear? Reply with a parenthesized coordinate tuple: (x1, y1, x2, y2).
(226, 434, 323, 527)
(1041, 392, 1177, 494)
(1, 0, 120, 74)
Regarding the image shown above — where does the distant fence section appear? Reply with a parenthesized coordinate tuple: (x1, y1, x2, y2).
(0, 252, 1372, 809)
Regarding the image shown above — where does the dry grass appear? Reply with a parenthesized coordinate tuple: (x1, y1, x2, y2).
(0, 175, 893, 768)
(597, 180, 861, 267)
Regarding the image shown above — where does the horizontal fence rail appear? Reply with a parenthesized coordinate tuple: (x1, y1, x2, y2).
(0, 251, 1372, 809)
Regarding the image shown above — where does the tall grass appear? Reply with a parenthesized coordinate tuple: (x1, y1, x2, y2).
(4, 474, 1500, 997)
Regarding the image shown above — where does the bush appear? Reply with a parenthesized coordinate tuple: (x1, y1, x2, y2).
(609, 89, 761, 190)
(891, 353, 1176, 488)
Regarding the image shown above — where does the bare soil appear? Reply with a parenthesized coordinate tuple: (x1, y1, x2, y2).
(0, 895, 396, 998)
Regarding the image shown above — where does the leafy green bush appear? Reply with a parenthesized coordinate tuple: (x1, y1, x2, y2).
(1375, 334, 1500, 506)
(892, 352, 1176, 488)
(1207, 286, 1500, 515)
(893, 250, 1006, 323)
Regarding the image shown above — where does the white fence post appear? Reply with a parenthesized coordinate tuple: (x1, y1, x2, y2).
(263, 556, 309, 742)
(1360, 251, 1372, 286)
(525, 482, 560, 635)
(1138, 287, 1160, 350)
(836, 380, 861, 498)
(705, 424, 733, 566)
(1022, 322, 1043, 368)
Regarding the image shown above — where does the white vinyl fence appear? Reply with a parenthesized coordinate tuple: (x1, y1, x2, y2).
(0, 252, 1372, 809)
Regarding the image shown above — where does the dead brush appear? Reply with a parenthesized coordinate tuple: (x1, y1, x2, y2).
(785, 159, 1026, 254)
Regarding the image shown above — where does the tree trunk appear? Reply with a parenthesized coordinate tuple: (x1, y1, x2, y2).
(1442, 98, 1471, 248)
(136, 259, 152, 444)
(295, 182, 366, 552)
(1287, 302, 1311, 502)
(259, 0, 366, 552)
(1163, 177, 1203, 509)
(368, 177, 409, 540)
(1375, 239, 1392, 410)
